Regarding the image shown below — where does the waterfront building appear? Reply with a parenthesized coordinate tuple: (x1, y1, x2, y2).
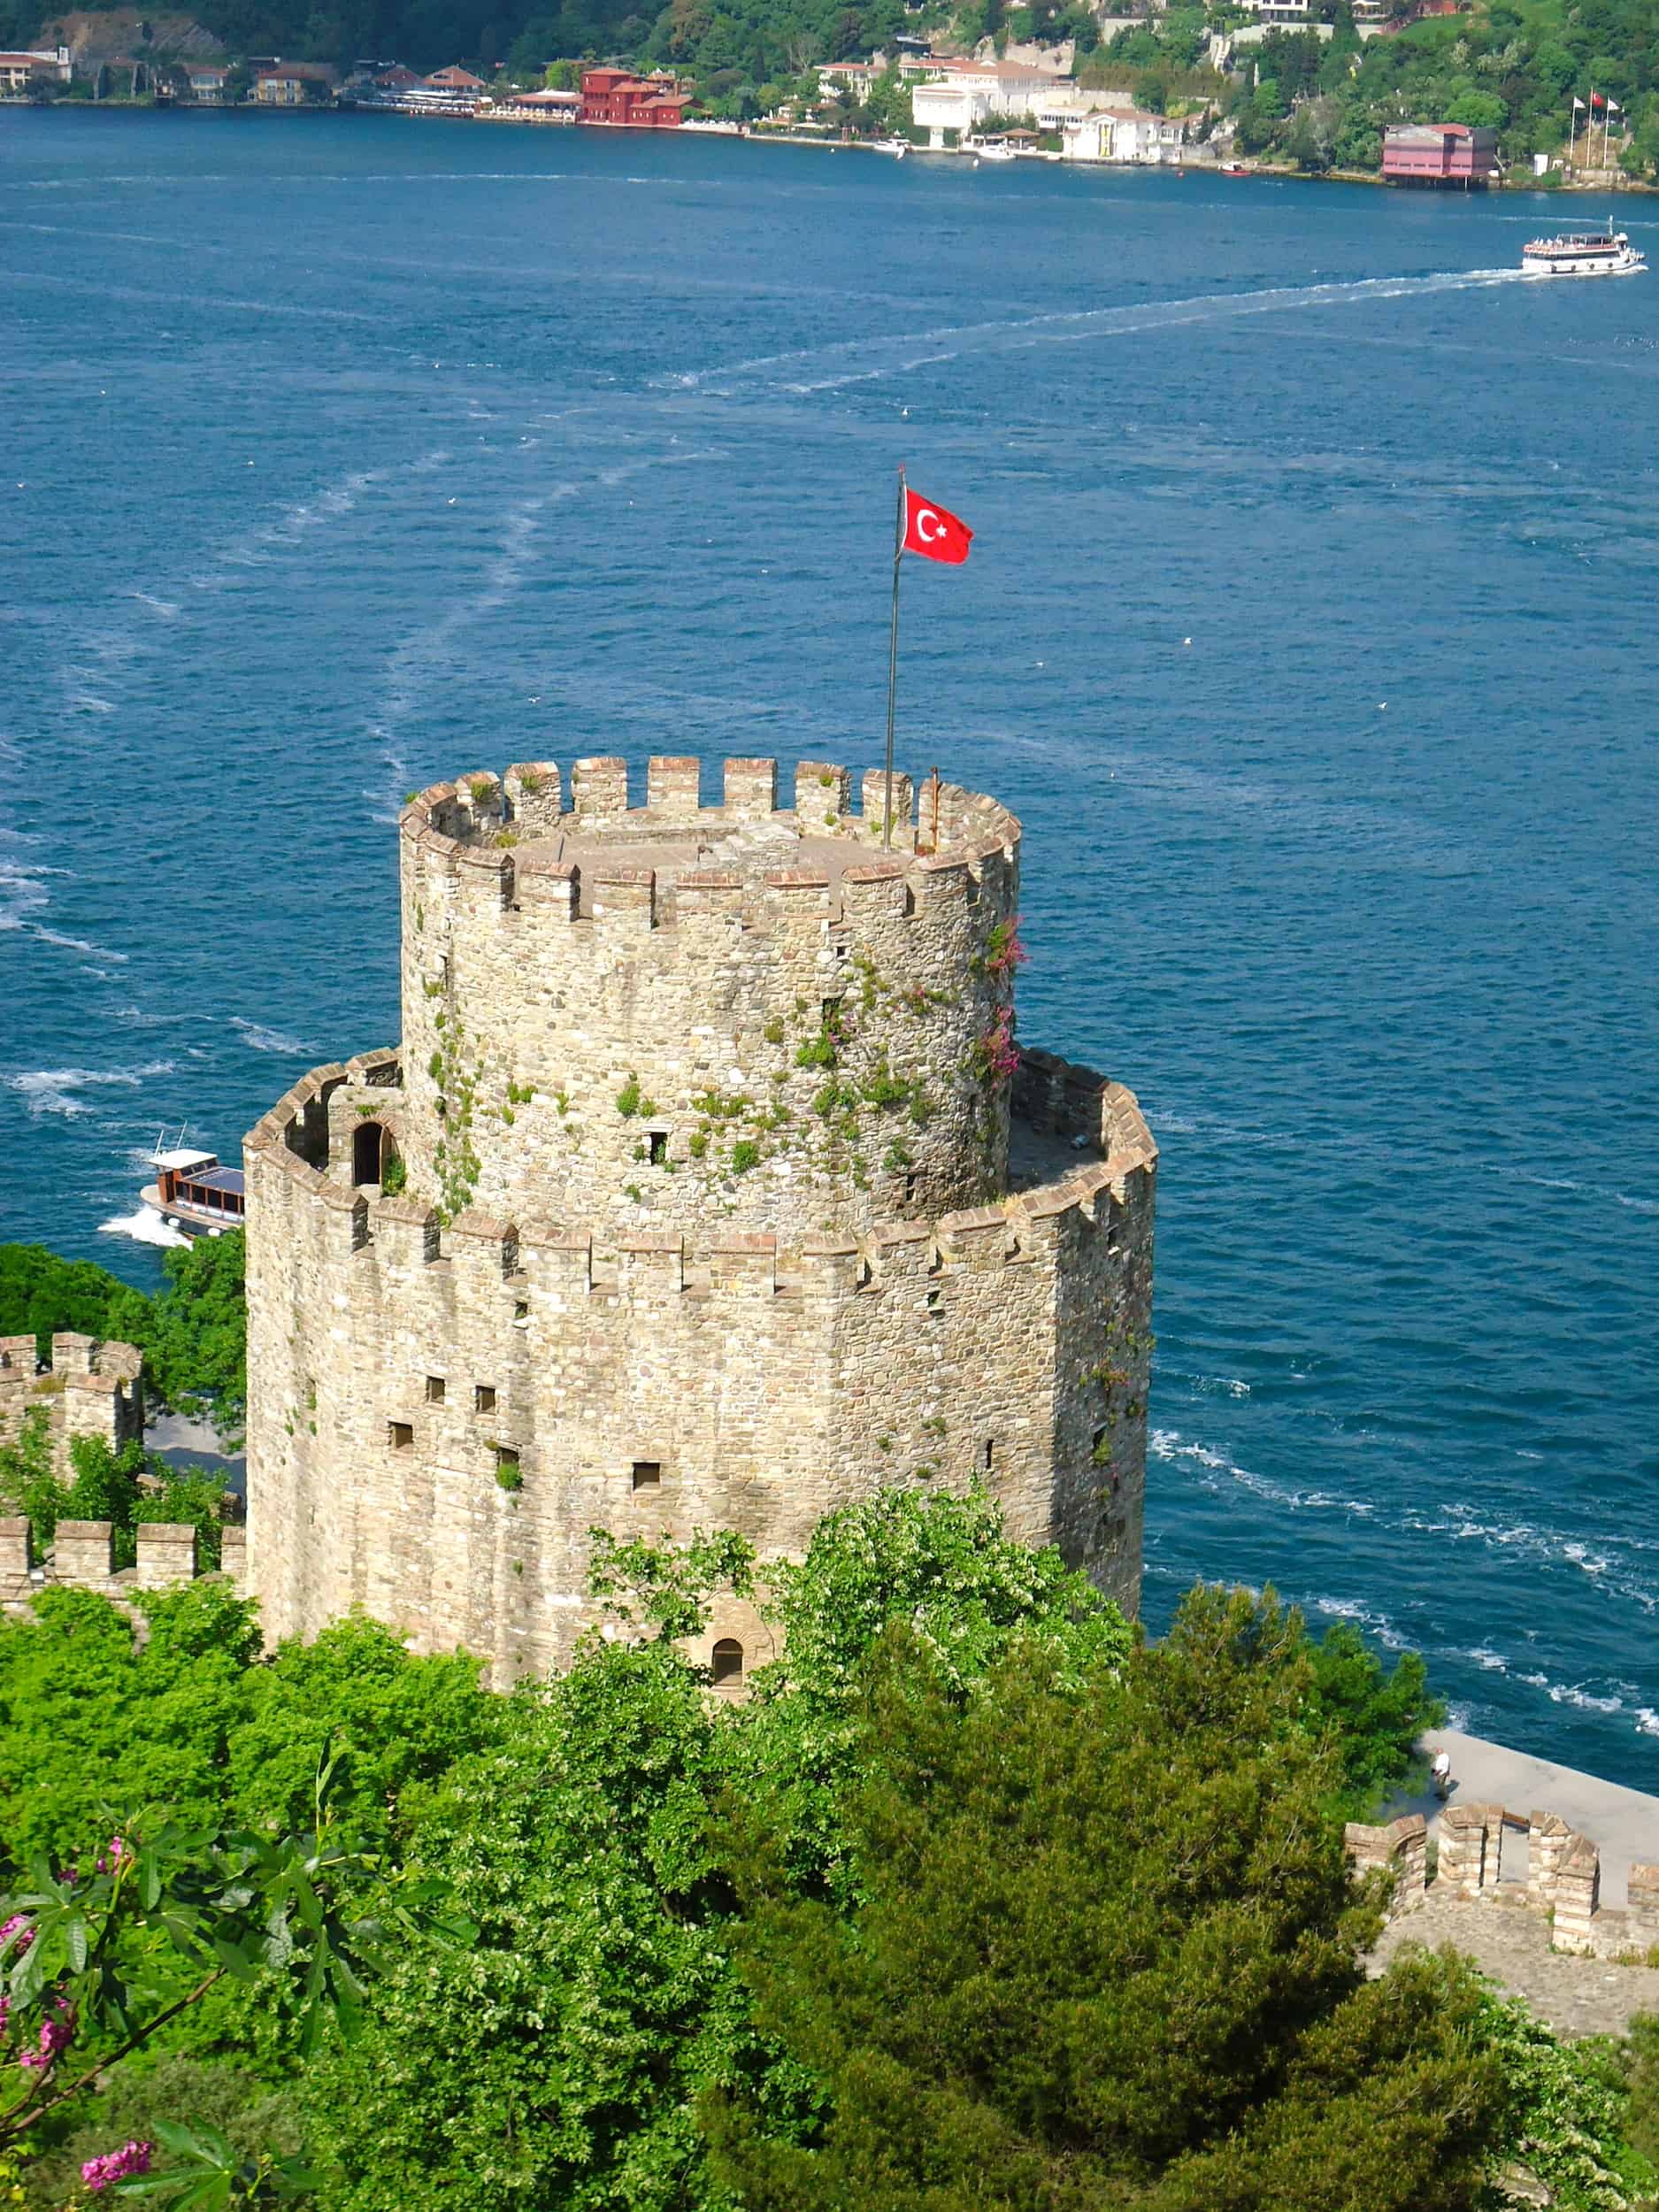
(426, 64, 487, 92)
(1061, 106, 1187, 165)
(1382, 121, 1500, 186)
(242, 757, 1156, 1688)
(1237, 0, 1315, 22)
(0, 44, 70, 89)
(252, 62, 337, 104)
(578, 66, 686, 127)
(185, 64, 229, 99)
(911, 61, 1090, 147)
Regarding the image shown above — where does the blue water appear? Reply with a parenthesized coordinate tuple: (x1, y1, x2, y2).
(4, 110, 1657, 1783)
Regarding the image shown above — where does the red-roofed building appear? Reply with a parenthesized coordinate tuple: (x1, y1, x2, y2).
(579, 66, 685, 126)
(426, 63, 486, 89)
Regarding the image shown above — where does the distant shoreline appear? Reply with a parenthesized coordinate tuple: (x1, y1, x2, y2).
(4, 98, 1651, 193)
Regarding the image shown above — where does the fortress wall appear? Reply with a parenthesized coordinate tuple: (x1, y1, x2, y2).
(245, 1054, 1156, 1682)
(395, 760, 1020, 1238)
(0, 1333, 144, 1479)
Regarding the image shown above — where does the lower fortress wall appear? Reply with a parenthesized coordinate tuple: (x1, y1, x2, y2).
(244, 1047, 1155, 1686)
(0, 1333, 144, 1478)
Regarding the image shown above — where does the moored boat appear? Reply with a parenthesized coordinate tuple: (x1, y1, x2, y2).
(140, 1131, 246, 1240)
(1521, 227, 1645, 278)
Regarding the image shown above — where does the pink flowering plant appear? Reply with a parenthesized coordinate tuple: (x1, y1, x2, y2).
(0, 1752, 458, 2162)
(972, 1005, 1020, 1088)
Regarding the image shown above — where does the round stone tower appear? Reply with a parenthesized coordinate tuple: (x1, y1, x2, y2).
(243, 756, 1156, 1688)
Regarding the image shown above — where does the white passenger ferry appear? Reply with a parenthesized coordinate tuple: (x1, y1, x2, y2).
(1521, 227, 1646, 278)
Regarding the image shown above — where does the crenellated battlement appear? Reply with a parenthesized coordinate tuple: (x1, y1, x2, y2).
(402, 757, 1018, 874)
(0, 1333, 144, 1481)
(244, 1048, 1155, 1289)
(0, 1516, 245, 1618)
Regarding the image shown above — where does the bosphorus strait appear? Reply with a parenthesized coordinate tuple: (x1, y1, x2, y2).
(4, 108, 1657, 1783)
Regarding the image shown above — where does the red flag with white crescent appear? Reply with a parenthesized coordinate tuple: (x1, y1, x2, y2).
(902, 488, 973, 565)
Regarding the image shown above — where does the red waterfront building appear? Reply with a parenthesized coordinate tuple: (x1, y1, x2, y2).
(579, 66, 685, 125)
(1381, 121, 1500, 186)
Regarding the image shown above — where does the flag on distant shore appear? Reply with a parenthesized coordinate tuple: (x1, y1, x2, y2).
(1573, 94, 1586, 108)
(1607, 96, 1623, 111)
(1592, 88, 1607, 107)
(902, 488, 974, 565)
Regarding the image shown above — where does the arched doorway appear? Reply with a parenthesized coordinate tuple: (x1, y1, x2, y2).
(352, 1121, 396, 1188)
(710, 1638, 744, 1688)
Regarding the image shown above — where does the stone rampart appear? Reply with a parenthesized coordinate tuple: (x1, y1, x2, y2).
(0, 1515, 245, 1617)
(245, 1044, 1155, 1686)
(1347, 1800, 1657, 1960)
(395, 759, 1022, 1237)
(1343, 1813, 1428, 1914)
(0, 1333, 143, 1479)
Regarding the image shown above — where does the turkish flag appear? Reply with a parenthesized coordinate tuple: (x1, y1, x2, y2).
(902, 488, 973, 565)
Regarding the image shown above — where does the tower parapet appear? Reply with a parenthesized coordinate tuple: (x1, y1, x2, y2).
(397, 758, 1019, 1236)
(245, 755, 1156, 1687)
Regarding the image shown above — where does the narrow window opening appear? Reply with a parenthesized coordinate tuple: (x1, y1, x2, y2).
(821, 995, 842, 1030)
(495, 1446, 520, 1476)
(710, 1638, 744, 1686)
(858, 1258, 874, 1289)
(513, 1301, 529, 1327)
(983, 1437, 995, 1471)
(648, 1129, 667, 1166)
(834, 942, 848, 959)
(388, 1420, 414, 1451)
(903, 1171, 918, 1204)
(426, 1375, 445, 1405)
(632, 1460, 662, 1491)
(926, 1287, 943, 1313)
(475, 1384, 497, 1414)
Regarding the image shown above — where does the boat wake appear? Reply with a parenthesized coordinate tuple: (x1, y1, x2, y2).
(667, 266, 1536, 399)
(98, 1206, 190, 1249)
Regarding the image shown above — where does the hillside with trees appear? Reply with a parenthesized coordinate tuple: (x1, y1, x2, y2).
(0, 1483, 1655, 2208)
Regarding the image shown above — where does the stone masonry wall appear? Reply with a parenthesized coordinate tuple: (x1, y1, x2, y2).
(244, 1058, 1156, 1684)
(396, 762, 1019, 1240)
(244, 757, 1157, 1689)
(0, 1333, 143, 1479)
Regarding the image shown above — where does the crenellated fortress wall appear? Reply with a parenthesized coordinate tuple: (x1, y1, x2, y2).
(243, 756, 1156, 1688)
(0, 1333, 144, 1479)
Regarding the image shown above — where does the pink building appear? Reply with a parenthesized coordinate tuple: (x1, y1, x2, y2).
(1382, 122, 1499, 186)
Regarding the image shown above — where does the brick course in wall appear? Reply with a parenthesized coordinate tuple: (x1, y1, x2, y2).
(243, 759, 1157, 1687)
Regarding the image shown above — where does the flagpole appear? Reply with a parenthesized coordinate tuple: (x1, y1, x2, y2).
(883, 465, 905, 851)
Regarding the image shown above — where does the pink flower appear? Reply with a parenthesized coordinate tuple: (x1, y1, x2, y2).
(17, 1993, 75, 2073)
(0, 1913, 32, 1956)
(975, 1006, 1019, 1087)
(95, 1835, 134, 1876)
(81, 2140, 153, 2192)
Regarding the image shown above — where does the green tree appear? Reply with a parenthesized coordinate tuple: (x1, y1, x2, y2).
(142, 1233, 247, 1440)
(707, 1587, 1509, 2212)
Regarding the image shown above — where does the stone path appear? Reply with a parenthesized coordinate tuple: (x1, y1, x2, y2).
(1390, 1728, 1659, 1908)
(1371, 1892, 1659, 2039)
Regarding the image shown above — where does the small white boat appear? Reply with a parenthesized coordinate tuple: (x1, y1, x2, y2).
(1522, 226, 1646, 278)
(967, 138, 1017, 163)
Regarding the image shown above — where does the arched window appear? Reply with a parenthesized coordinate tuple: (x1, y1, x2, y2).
(353, 1121, 392, 1187)
(710, 1638, 744, 1687)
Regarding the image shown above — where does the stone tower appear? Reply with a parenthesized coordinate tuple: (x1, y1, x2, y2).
(243, 757, 1156, 1686)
